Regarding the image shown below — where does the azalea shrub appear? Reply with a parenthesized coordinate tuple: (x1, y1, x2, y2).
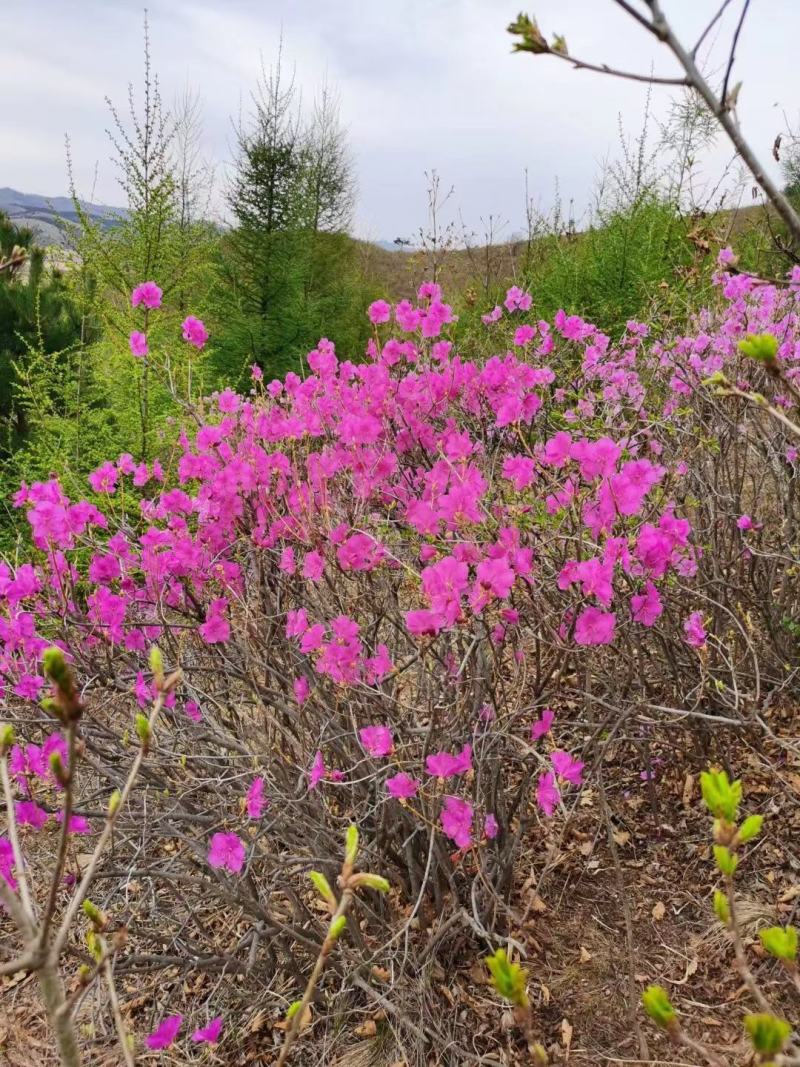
(1, 259, 799, 1062)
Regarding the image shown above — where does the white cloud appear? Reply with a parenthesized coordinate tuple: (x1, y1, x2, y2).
(3, 0, 798, 238)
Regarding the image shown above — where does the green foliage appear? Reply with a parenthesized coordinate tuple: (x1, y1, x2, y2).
(308, 871, 336, 908)
(641, 985, 677, 1029)
(700, 769, 742, 822)
(713, 889, 730, 926)
(743, 1013, 792, 1057)
(737, 814, 764, 844)
(712, 845, 739, 877)
(738, 332, 779, 365)
(759, 925, 798, 962)
(485, 948, 529, 1008)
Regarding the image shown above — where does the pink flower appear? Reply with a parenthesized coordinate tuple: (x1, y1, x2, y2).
(0, 836, 18, 890)
(359, 725, 393, 758)
(56, 812, 91, 834)
(303, 551, 325, 582)
(145, 1015, 182, 1050)
(199, 600, 230, 644)
(531, 709, 554, 741)
(425, 744, 472, 779)
(513, 324, 535, 346)
(484, 813, 499, 839)
(736, 514, 753, 530)
(368, 299, 391, 324)
(184, 700, 202, 722)
(129, 331, 148, 357)
(182, 315, 209, 349)
(293, 676, 310, 704)
(308, 750, 326, 790)
(131, 281, 162, 310)
(217, 388, 239, 413)
(536, 772, 560, 816)
(684, 611, 707, 648)
(207, 832, 245, 874)
(386, 772, 420, 800)
(440, 795, 473, 849)
(191, 1017, 223, 1044)
(246, 777, 267, 819)
(15, 801, 49, 829)
(551, 750, 585, 787)
(88, 461, 119, 495)
(574, 606, 616, 646)
(630, 582, 663, 627)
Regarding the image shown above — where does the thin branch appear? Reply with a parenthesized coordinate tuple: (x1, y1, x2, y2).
(721, 0, 751, 107)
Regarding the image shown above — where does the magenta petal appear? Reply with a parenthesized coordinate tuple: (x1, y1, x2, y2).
(191, 1016, 223, 1043)
(145, 1014, 183, 1049)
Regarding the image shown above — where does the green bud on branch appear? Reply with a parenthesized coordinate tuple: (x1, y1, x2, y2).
(328, 915, 347, 941)
(759, 925, 798, 962)
(350, 872, 391, 893)
(737, 332, 779, 366)
(712, 889, 730, 926)
(149, 646, 165, 690)
(700, 769, 741, 822)
(713, 845, 738, 877)
(485, 948, 529, 1009)
(134, 713, 152, 751)
(107, 789, 121, 818)
(743, 1013, 791, 1056)
(82, 899, 106, 929)
(0, 722, 14, 754)
(344, 824, 359, 867)
(308, 871, 337, 909)
(736, 814, 764, 845)
(507, 13, 550, 54)
(641, 985, 677, 1031)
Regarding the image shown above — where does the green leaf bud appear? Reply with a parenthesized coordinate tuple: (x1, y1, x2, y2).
(759, 925, 798, 961)
(485, 948, 529, 1008)
(308, 871, 337, 908)
(743, 1013, 791, 1056)
(641, 985, 677, 1030)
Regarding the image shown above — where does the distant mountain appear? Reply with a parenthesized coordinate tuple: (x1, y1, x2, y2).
(0, 187, 126, 247)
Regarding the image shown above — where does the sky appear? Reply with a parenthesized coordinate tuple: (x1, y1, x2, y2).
(2, 0, 799, 242)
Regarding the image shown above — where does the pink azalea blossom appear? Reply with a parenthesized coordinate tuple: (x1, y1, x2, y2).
(531, 709, 554, 741)
(684, 611, 707, 648)
(359, 725, 393, 758)
(440, 795, 473, 849)
(368, 299, 391, 324)
(182, 315, 209, 349)
(308, 750, 326, 790)
(129, 331, 148, 357)
(551, 750, 585, 787)
(15, 801, 49, 829)
(246, 777, 268, 819)
(131, 281, 162, 309)
(207, 832, 245, 874)
(574, 606, 616, 646)
(0, 836, 18, 890)
(386, 772, 420, 800)
(145, 1015, 182, 1050)
(184, 700, 202, 722)
(191, 1017, 223, 1044)
(736, 514, 753, 530)
(425, 744, 472, 779)
(484, 813, 499, 839)
(536, 772, 560, 816)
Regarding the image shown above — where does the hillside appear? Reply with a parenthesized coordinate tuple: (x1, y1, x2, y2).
(0, 187, 125, 247)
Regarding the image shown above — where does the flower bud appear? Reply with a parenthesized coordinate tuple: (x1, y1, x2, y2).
(42, 646, 82, 721)
(107, 789, 121, 818)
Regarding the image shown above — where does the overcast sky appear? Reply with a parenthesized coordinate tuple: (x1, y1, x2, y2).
(2, 1, 798, 241)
